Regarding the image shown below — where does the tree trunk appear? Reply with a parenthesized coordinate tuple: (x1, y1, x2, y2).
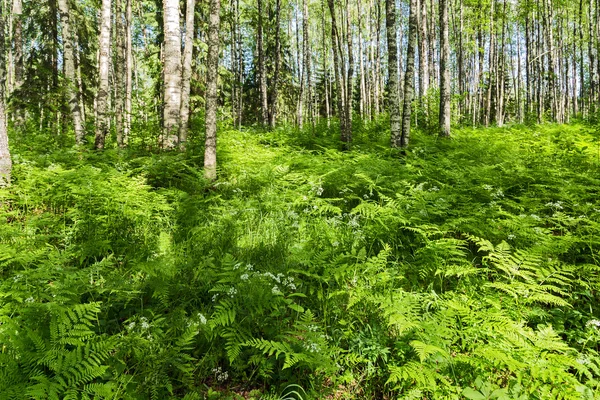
(58, 0, 85, 143)
(205, 0, 221, 180)
(268, 0, 282, 128)
(162, 0, 183, 147)
(328, 0, 346, 142)
(344, 0, 353, 145)
(401, 0, 417, 147)
(180, 0, 196, 146)
(115, 0, 126, 146)
(0, 3, 12, 186)
(386, 0, 401, 147)
(12, 0, 24, 126)
(124, 0, 132, 145)
(257, 0, 269, 126)
(439, 0, 450, 136)
(417, 0, 429, 123)
(95, 0, 111, 149)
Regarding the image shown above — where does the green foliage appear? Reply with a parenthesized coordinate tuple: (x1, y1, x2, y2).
(2, 122, 600, 398)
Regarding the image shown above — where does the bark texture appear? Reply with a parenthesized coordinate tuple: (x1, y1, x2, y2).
(0, 4, 12, 186)
(439, 0, 451, 137)
(205, 0, 221, 180)
(386, 0, 401, 147)
(95, 0, 111, 149)
(401, 0, 417, 147)
(180, 0, 196, 145)
(58, 0, 85, 144)
(163, 0, 183, 146)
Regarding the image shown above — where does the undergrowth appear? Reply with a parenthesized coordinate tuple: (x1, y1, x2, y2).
(1, 121, 600, 399)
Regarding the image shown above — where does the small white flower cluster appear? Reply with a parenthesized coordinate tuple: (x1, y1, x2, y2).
(348, 215, 360, 229)
(24, 297, 35, 303)
(545, 201, 564, 210)
(428, 186, 440, 192)
(212, 367, 229, 382)
(491, 189, 504, 199)
(140, 317, 150, 330)
(586, 319, 600, 329)
(304, 341, 320, 353)
(483, 184, 493, 191)
(507, 234, 516, 240)
(228, 287, 238, 297)
(530, 214, 541, 220)
(197, 313, 207, 325)
(576, 356, 590, 365)
(13, 274, 23, 282)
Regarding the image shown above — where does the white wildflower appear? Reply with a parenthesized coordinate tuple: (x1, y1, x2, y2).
(586, 319, 600, 329)
(507, 234, 516, 240)
(197, 313, 207, 325)
(240, 273, 249, 281)
(25, 297, 34, 303)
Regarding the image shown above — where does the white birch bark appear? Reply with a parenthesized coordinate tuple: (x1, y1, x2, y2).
(205, 0, 221, 180)
(95, 0, 111, 149)
(58, 0, 85, 143)
(179, 0, 196, 146)
(163, 0, 182, 146)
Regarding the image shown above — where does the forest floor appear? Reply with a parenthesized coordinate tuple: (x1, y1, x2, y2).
(1, 122, 600, 399)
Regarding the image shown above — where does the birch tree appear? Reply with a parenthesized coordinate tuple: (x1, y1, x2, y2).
(386, 0, 401, 147)
(180, 0, 196, 145)
(439, 0, 451, 137)
(95, 0, 111, 149)
(0, 3, 12, 186)
(163, 0, 183, 146)
(205, 0, 221, 180)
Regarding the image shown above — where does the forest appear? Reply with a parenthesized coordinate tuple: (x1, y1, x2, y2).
(1, 0, 600, 398)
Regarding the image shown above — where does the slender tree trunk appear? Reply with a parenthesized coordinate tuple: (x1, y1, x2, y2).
(179, 0, 196, 146)
(386, 0, 401, 147)
(344, 0, 353, 146)
(375, 0, 382, 115)
(303, 0, 314, 130)
(439, 0, 450, 136)
(257, 0, 269, 126)
(328, 0, 346, 142)
(322, 0, 331, 125)
(0, 2, 11, 186)
(401, 0, 417, 147)
(269, 0, 282, 128)
(162, 0, 183, 146)
(12, 0, 23, 126)
(124, 0, 132, 145)
(205, 0, 221, 180)
(58, 0, 85, 143)
(115, 0, 127, 145)
(95, 0, 111, 149)
(417, 0, 429, 125)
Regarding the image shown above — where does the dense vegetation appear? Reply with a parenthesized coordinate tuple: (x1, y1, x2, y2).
(1, 121, 599, 399)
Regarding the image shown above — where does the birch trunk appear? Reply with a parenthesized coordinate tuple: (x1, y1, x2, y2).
(115, 0, 126, 145)
(163, 0, 182, 146)
(401, 0, 417, 147)
(386, 0, 401, 147)
(95, 0, 111, 149)
(0, 4, 12, 186)
(179, 0, 196, 145)
(205, 0, 221, 180)
(257, 0, 268, 126)
(439, 0, 450, 136)
(58, 0, 85, 143)
(124, 0, 132, 145)
(269, 0, 282, 128)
